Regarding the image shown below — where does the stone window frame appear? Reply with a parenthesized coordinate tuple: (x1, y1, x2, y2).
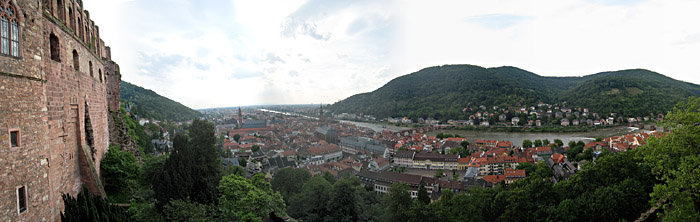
(49, 33, 61, 62)
(16, 185, 27, 215)
(72, 49, 79, 71)
(1, 0, 22, 58)
(9, 128, 20, 148)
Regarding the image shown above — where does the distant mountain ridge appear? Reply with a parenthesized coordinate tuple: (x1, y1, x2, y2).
(120, 81, 201, 122)
(329, 65, 700, 120)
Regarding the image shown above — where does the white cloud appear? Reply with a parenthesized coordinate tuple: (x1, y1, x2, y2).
(83, 0, 700, 109)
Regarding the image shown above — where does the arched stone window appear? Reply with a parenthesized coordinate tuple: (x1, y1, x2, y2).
(1, 0, 20, 57)
(89, 61, 93, 77)
(68, 7, 74, 31)
(77, 16, 83, 39)
(57, 0, 64, 21)
(49, 33, 60, 61)
(72, 49, 79, 71)
(98, 69, 102, 82)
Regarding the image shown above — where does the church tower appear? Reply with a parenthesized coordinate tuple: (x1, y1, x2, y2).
(319, 104, 325, 122)
(238, 107, 243, 127)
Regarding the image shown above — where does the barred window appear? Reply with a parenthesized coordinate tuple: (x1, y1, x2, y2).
(1, 1, 19, 57)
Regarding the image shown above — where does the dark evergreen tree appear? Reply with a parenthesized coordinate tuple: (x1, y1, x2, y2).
(61, 187, 130, 222)
(271, 168, 312, 202)
(153, 119, 221, 209)
(417, 184, 430, 205)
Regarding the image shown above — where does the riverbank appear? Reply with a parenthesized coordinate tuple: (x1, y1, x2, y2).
(427, 126, 647, 147)
(446, 125, 617, 133)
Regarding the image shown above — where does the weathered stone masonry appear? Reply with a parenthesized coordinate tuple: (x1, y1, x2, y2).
(1, 0, 122, 221)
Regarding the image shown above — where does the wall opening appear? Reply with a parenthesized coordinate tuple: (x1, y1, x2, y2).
(84, 103, 96, 160)
(17, 186, 26, 214)
(77, 17, 83, 40)
(98, 69, 102, 82)
(68, 8, 74, 31)
(89, 61, 93, 77)
(72, 50, 79, 71)
(57, 0, 65, 21)
(10, 130, 19, 147)
(50, 33, 60, 62)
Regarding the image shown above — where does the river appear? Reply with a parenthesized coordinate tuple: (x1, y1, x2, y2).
(431, 127, 648, 147)
(339, 120, 411, 132)
(341, 121, 649, 147)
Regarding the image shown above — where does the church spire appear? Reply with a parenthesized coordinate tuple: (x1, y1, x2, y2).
(238, 107, 243, 127)
(319, 104, 325, 122)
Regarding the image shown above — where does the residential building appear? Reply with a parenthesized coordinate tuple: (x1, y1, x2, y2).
(412, 152, 459, 170)
(395, 150, 416, 167)
(307, 143, 343, 163)
(504, 168, 526, 184)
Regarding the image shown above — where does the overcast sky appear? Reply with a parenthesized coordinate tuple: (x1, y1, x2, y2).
(84, 0, 700, 109)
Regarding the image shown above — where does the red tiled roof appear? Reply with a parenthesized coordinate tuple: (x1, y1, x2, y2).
(536, 146, 551, 153)
(496, 141, 513, 148)
(505, 168, 526, 178)
(484, 175, 506, 184)
(447, 137, 467, 142)
(551, 153, 565, 163)
(308, 143, 341, 155)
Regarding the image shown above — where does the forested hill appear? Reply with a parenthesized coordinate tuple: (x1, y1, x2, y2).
(329, 65, 700, 120)
(120, 81, 201, 122)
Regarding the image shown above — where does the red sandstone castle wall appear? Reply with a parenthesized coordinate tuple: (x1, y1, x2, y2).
(1, 0, 119, 221)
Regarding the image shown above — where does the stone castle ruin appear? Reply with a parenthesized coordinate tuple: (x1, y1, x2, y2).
(0, 0, 128, 220)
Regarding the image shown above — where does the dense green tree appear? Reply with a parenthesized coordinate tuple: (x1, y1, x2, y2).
(239, 157, 248, 167)
(188, 119, 221, 204)
(223, 165, 246, 177)
(101, 144, 139, 194)
(522, 139, 533, 148)
(516, 162, 537, 175)
(153, 119, 221, 208)
(534, 139, 543, 147)
(233, 134, 241, 143)
(162, 199, 216, 222)
(637, 97, 700, 220)
(326, 177, 362, 222)
(542, 139, 550, 146)
(217, 174, 286, 221)
(252, 145, 261, 152)
(382, 183, 414, 222)
(287, 176, 333, 220)
(417, 184, 430, 205)
(460, 140, 470, 148)
(434, 169, 444, 178)
(61, 187, 131, 222)
(553, 139, 564, 147)
(271, 168, 312, 202)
